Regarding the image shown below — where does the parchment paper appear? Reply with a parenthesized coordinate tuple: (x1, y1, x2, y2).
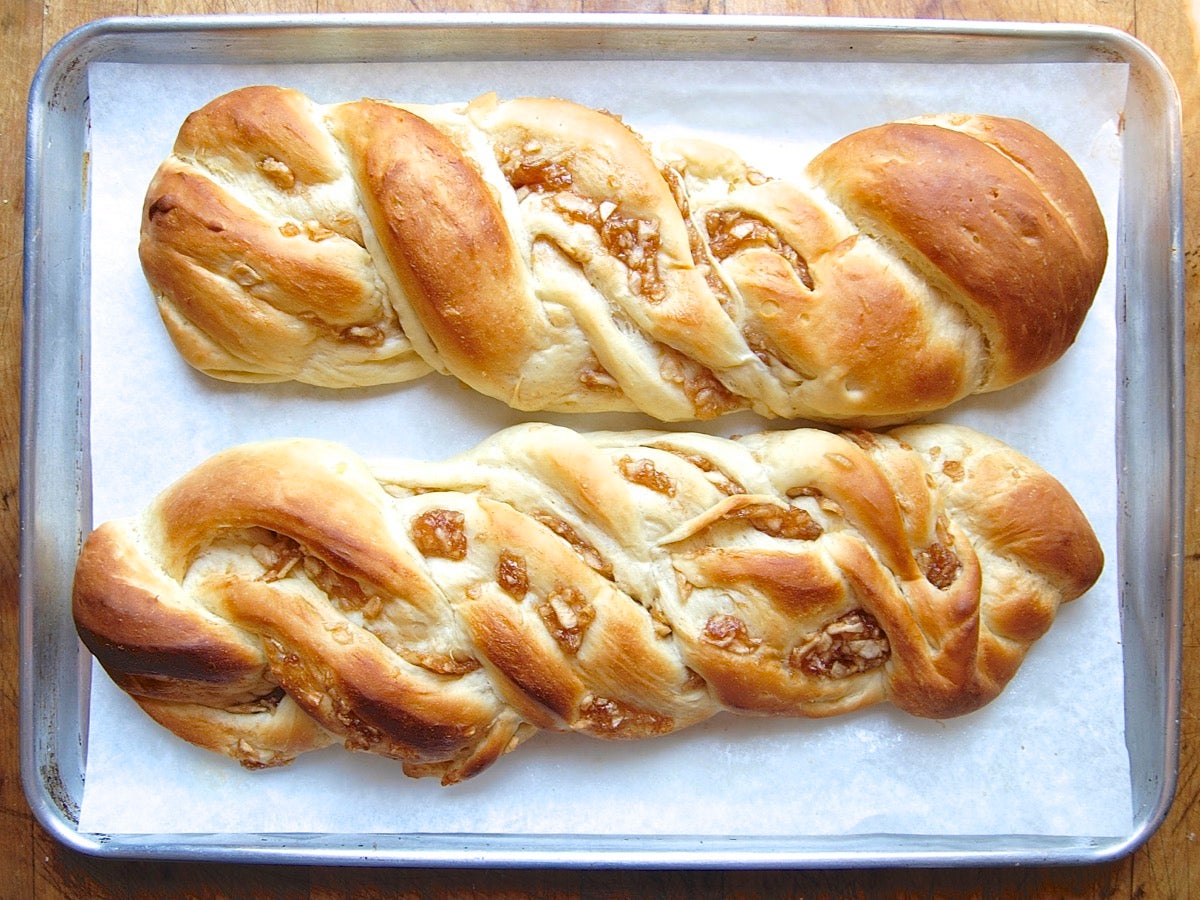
(77, 56, 1131, 837)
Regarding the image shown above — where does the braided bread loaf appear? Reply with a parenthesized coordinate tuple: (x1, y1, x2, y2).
(73, 422, 1103, 784)
(140, 86, 1108, 425)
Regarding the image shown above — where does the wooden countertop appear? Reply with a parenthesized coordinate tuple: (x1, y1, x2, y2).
(3, 1, 1196, 896)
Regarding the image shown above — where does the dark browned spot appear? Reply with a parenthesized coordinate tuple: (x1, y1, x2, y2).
(577, 694, 673, 738)
(705, 208, 814, 290)
(497, 550, 529, 600)
(410, 509, 468, 561)
(790, 609, 890, 679)
(701, 614, 760, 654)
(536, 584, 595, 654)
(618, 455, 676, 496)
(918, 540, 961, 589)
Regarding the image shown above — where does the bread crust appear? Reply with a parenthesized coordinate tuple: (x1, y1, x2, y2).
(809, 115, 1110, 389)
(73, 423, 1103, 783)
(139, 87, 1108, 424)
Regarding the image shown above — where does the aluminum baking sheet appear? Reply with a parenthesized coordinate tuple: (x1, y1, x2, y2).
(20, 13, 1184, 868)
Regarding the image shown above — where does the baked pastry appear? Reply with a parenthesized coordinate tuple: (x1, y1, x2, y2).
(140, 86, 1108, 425)
(73, 422, 1103, 784)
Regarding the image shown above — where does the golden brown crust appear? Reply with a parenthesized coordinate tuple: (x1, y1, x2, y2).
(73, 422, 1103, 783)
(139, 87, 1107, 424)
(72, 522, 275, 706)
(808, 115, 1109, 391)
(139, 87, 430, 387)
(328, 100, 544, 396)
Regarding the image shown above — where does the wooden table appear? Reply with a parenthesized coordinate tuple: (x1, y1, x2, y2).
(3, 1, 1196, 896)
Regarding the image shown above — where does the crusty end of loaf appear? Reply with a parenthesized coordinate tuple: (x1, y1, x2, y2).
(808, 115, 1108, 391)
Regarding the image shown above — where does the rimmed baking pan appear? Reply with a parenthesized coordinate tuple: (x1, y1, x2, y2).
(21, 12, 1183, 868)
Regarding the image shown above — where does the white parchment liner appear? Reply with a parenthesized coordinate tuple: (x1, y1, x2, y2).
(77, 57, 1130, 837)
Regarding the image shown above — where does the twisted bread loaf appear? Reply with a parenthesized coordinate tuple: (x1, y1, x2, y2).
(73, 423, 1102, 784)
(140, 86, 1108, 425)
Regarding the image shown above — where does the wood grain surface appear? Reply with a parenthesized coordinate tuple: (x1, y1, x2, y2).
(3, 1, 1196, 897)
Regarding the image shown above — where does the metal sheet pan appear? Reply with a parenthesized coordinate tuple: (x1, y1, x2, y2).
(20, 12, 1184, 868)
